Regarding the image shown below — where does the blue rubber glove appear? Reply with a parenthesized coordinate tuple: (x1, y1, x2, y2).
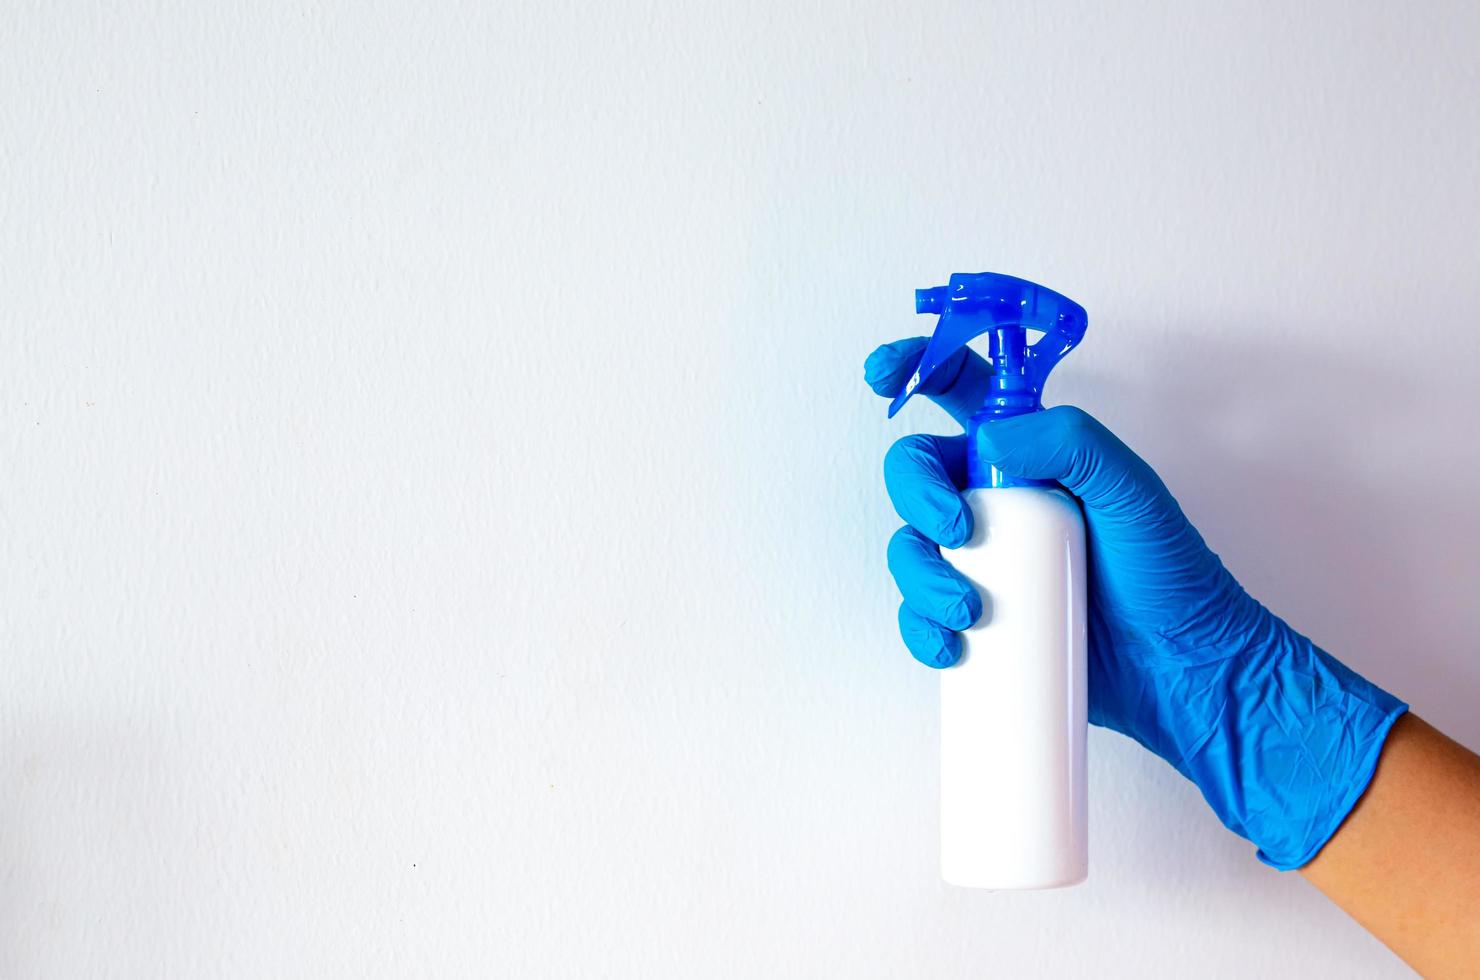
(865, 336, 1408, 871)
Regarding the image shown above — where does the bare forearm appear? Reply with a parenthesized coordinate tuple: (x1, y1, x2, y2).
(1301, 714, 1480, 977)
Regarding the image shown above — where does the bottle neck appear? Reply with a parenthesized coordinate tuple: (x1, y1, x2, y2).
(967, 324, 1054, 489)
(966, 406, 1054, 489)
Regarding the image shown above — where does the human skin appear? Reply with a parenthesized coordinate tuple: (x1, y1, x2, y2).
(1300, 714, 1480, 978)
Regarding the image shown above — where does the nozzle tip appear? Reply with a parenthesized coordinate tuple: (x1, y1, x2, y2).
(915, 287, 946, 315)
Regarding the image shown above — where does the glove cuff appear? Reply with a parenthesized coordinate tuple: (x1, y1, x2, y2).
(1179, 632, 1407, 871)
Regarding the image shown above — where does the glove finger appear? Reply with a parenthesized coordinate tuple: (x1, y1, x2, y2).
(974, 406, 1175, 515)
(864, 337, 996, 430)
(887, 526, 982, 631)
(883, 434, 973, 549)
(898, 603, 962, 669)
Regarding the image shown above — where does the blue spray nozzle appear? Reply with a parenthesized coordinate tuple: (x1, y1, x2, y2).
(888, 272, 1088, 420)
(890, 272, 1088, 489)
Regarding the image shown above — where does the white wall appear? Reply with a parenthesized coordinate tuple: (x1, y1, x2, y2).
(5, 2, 1478, 976)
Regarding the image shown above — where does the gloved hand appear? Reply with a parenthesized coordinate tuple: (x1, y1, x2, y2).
(865, 336, 1407, 870)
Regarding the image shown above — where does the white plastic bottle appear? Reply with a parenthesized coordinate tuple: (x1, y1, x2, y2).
(888, 272, 1091, 889)
(941, 486, 1086, 889)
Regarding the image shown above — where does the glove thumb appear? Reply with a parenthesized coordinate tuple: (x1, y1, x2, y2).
(974, 406, 1169, 514)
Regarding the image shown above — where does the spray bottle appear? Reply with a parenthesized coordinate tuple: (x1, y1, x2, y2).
(889, 272, 1089, 889)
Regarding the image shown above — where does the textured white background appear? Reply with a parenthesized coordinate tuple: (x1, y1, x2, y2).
(4, 2, 1479, 977)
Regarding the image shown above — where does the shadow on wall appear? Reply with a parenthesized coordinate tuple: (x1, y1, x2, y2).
(1075, 328, 1480, 750)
